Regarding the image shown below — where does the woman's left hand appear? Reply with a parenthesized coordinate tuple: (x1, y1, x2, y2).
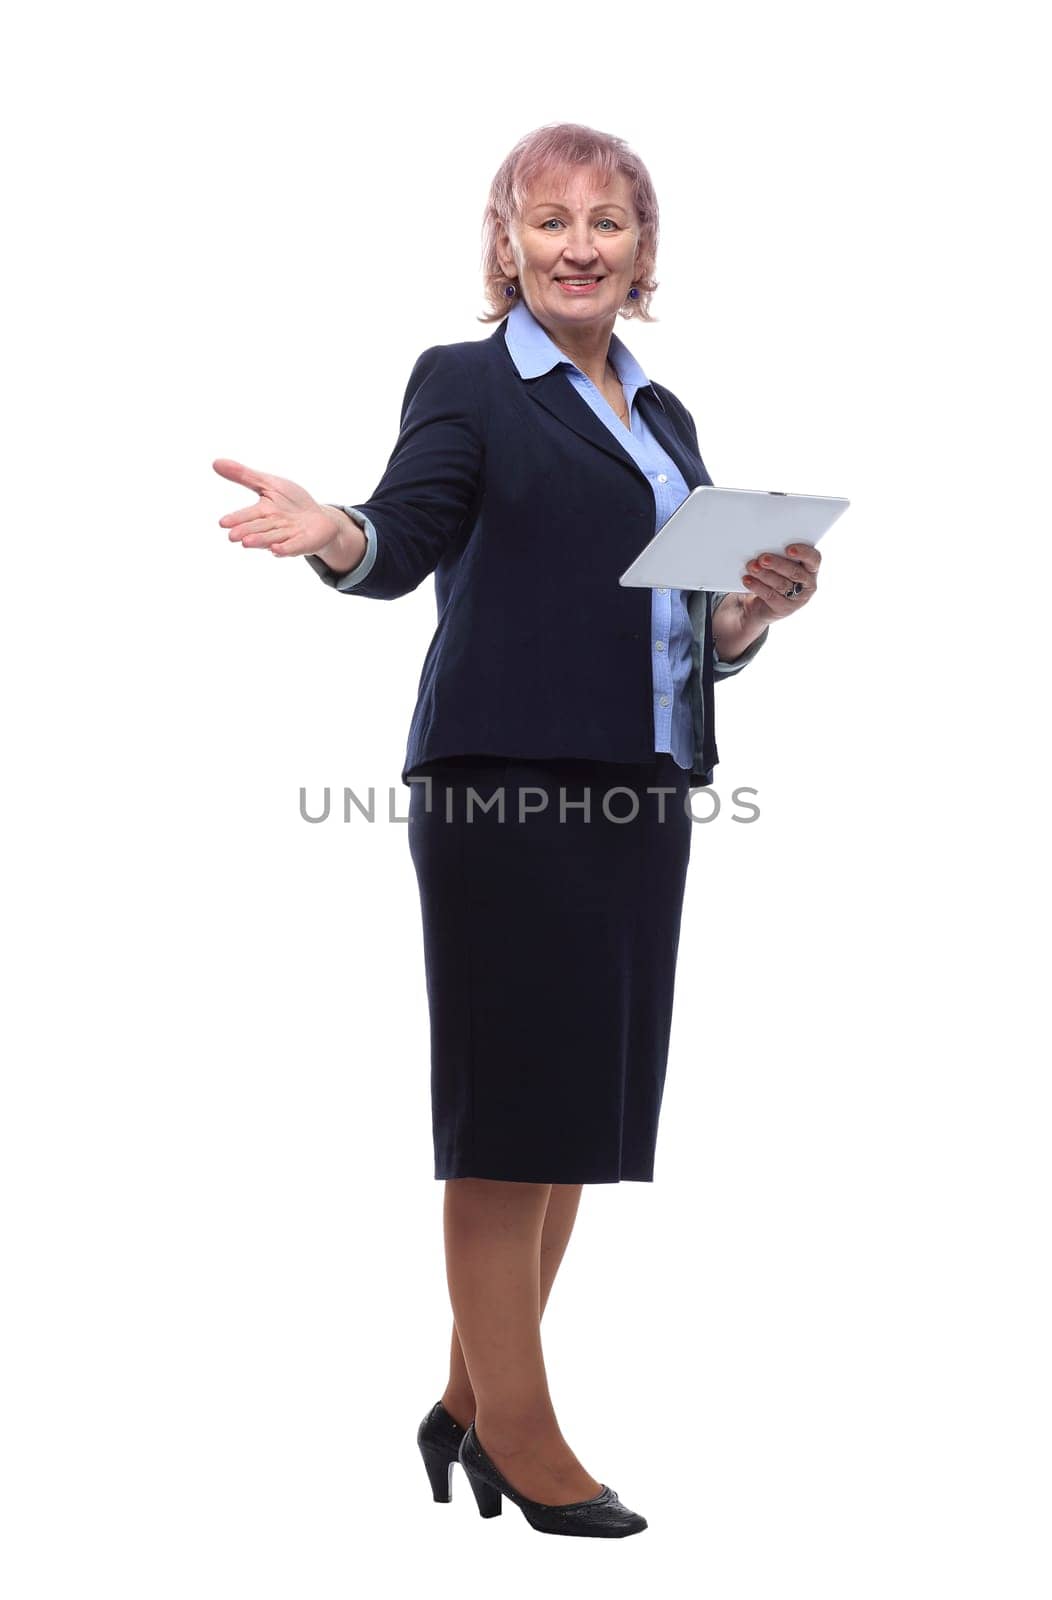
(740, 542, 821, 623)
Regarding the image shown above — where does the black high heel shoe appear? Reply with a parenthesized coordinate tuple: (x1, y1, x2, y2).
(417, 1400, 471, 1502)
(457, 1422, 648, 1537)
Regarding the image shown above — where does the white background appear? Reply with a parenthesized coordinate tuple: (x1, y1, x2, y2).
(3, 0, 1048, 1594)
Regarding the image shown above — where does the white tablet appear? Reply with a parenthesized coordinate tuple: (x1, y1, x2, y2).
(618, 486, 850, 592)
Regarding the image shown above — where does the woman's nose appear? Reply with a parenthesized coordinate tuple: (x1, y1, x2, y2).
(561, 224, 599, 263)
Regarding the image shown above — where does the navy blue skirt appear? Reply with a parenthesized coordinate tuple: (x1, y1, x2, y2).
(407, 753, 693, 1183)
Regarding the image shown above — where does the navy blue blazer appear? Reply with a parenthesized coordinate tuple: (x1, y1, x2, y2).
(315, 317, 768, 787)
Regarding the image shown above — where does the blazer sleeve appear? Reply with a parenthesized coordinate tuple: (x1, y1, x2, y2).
(305, 343, 484, 601)
(677, 399, 770, 679)
(306, 506, 379, 592)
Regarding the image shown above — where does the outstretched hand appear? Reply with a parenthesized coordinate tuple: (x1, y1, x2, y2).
(213, 458, 342, 558)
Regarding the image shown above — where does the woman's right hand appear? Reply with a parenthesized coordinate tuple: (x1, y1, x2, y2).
(213, 458, 346, 560)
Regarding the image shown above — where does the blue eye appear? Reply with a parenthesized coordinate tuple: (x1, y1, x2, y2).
(541, 218, 619, 231)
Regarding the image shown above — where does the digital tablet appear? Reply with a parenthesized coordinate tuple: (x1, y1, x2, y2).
(618, 486, 850, 593)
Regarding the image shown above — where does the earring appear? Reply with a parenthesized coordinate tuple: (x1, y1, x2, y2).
(504, 283, 517, 298)
(628, 286, 640, 299)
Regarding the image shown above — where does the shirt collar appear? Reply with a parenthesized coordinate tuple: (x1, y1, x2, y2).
(502, 295, 664, 411)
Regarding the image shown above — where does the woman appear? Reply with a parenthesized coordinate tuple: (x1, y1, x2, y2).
(214, 121, 822, 1538)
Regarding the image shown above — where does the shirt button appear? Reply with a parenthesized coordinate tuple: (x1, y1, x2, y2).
(658, 586, 669, 595)
(657, 473, 668, 483)
(655, 640, 665, 652)
(659, 694, 670, 707)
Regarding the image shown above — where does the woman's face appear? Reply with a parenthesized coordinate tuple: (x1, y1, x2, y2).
(497, 166, 641, 337)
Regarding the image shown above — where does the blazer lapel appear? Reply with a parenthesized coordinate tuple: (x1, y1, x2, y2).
(489, 318, 713, 694)
(523, 365, 644, 478)
(632, 390, 715, 648)
(493, 316, 706, 489)
(634, 390, 709, 491)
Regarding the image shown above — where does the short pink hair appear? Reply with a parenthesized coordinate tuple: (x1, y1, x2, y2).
(478, 121, 660, 324)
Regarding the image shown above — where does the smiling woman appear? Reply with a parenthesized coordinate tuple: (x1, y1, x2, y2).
(480, 122, 661, 325)
(489, 175, 645, 397)
(214, 117, 821, 1539)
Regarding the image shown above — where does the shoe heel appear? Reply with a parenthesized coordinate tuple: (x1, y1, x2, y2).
(462, 1463, 503, 1519)
(419, 1443, 455, 1503)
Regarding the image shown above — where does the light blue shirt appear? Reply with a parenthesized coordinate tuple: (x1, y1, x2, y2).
(312, 301, 745, 770)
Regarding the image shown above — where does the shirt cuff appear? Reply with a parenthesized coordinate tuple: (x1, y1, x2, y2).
(304, 506, 379, 591)
(711, 591, 770, 675)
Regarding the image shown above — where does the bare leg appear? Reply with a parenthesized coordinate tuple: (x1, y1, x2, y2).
(442, 1178, 602, 1506)
(441, 1182, 582, 1426)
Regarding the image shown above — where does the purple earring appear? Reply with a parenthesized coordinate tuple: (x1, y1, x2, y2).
(504, 283, 517, 298)
(628, 286, 639, 299)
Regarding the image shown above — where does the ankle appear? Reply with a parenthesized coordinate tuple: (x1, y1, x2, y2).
(439, 1389, 476, 1428)
(474, 1410, 564, 1457)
